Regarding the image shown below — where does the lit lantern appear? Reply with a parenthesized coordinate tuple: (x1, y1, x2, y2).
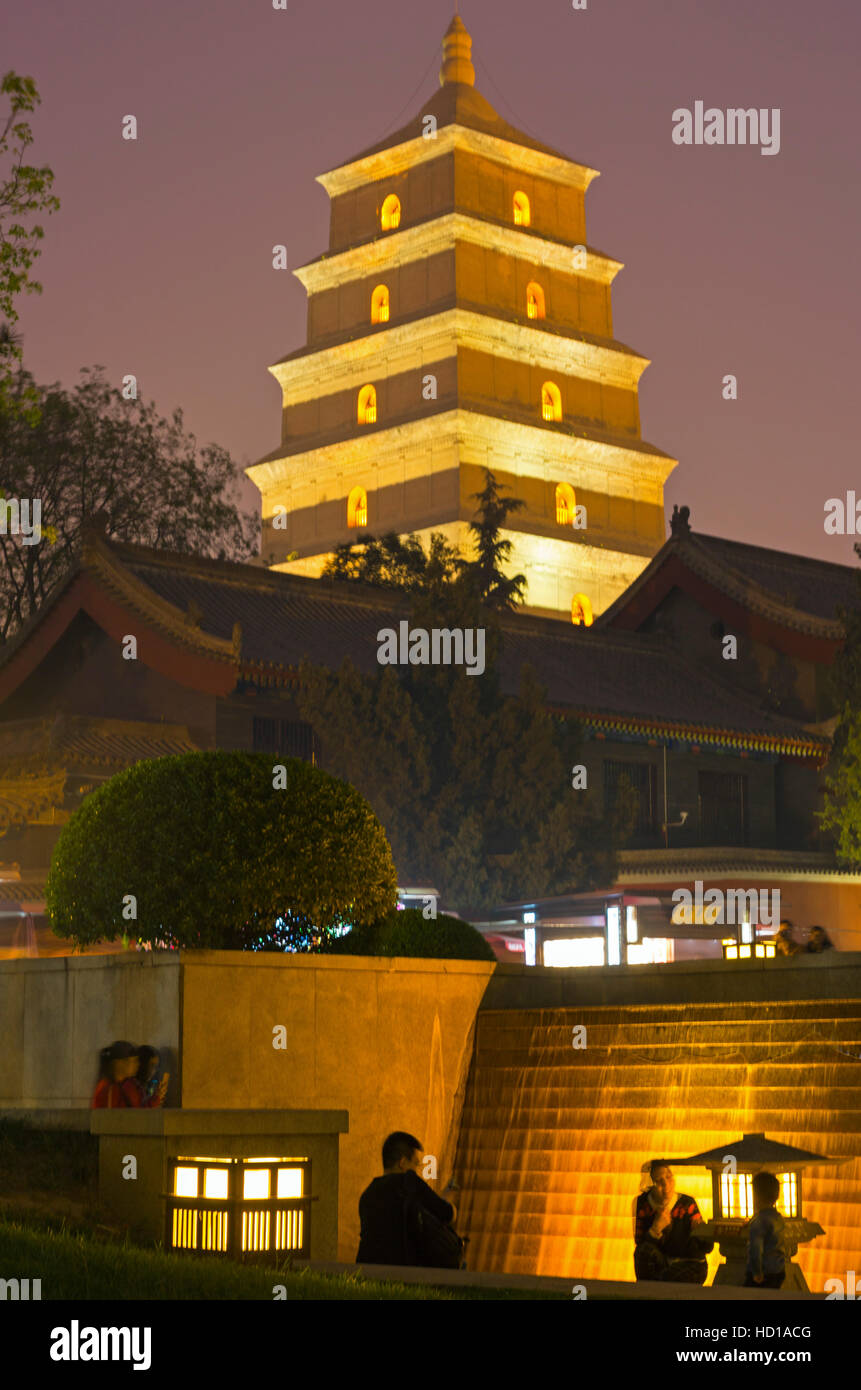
(166, 1156, 310, 1260)
(674, 1132, 838, 1289)
(722, 938, 776, 960)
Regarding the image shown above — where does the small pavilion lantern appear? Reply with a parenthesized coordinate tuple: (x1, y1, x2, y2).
(166, 1155, 311, 1261)
(674, 1132, 836, 1289)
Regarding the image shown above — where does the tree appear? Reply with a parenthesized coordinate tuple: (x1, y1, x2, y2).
(326, 906, 496, 961)
(461, 468, 526, 610)
(819, 706, 861, 863)
(0, 366, 258, 643)
(46, 751, 398, 950)
(323, 530, 462, 596)
(0, 72, 60, 416)
(819, 546, 861, 858)
(295, 652, 630, 915)
(321, 468, 526, 609)
(302, 471, 630, 911)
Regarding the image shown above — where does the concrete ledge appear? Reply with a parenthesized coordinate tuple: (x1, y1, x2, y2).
(89, 1108, 349, 1137)
(481, 954, 861, 1008)
(309, 1261, 824, 1299)
(0, 1107, 91, 1130)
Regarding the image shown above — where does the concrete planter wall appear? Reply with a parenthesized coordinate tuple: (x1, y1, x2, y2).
(0, 951, 494, 1261)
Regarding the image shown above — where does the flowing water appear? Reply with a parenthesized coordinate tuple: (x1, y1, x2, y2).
(452, 1001, 861, 1288)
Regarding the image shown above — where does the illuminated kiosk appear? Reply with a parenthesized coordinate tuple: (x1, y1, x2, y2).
(673, 1132, 835, 1290)
(91, 1109, 348, 1262)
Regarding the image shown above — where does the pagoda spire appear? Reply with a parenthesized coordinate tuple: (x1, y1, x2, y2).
(440, 14, 475, 87)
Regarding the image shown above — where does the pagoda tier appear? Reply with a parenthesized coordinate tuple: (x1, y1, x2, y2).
(247, 15, 677, 621)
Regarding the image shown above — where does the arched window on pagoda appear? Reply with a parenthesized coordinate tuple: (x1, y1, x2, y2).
(541, 381, 562, 422)
(371, 285, 390, 324)
(556, 482, 576, 526)
(381, 194, 401, 231)
(526, 282, 545, 320)
(357, 384, 377, 425)
(572, 594, 594, 627)
(347, 485, 368, 528)
(513, 191, 531, 227)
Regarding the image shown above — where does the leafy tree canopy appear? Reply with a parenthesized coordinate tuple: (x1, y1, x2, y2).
(46, 751, 398, 950)
(0, 71, 60, 418)
(326, 906, 496, 961)
(322, 468, 526, 611)
(0, 366, 258, 643)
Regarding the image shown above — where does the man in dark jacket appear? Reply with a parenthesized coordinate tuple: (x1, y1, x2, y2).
(356, 1131, 457, 1266)
(634, 1159, 713, 1283)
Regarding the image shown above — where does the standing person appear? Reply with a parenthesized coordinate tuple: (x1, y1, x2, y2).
(744, 1171, 787, 1288)
(356, 1131, 459, 1267)
(124, 1045, 169, 1108)
(633, 1160, 713, 1283)
(90, 1041, 139, 1108)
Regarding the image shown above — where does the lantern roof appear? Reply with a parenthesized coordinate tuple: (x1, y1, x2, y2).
(673, 1132, 837, 1171)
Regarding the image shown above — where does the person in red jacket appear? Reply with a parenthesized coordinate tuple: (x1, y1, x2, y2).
(90, 1041, 139, 1108)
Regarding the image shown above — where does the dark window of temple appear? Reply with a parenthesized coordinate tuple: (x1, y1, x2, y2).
(603, 760, 658, 835)
(698, 770, 748, 844)
(252, 718, 320, 762)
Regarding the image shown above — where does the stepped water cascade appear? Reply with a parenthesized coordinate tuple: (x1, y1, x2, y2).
(453, 1001, 861, 1288)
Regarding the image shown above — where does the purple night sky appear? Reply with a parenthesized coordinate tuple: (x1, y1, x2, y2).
(6, 0, 860, 565)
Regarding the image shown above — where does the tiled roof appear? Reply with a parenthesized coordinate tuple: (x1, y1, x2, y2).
(693, 534, 857, 625)
(345, 75, 573, 167)
(599, 530, 857, 639)
(0, 537, 833, 761)
(616, 848, 861, 881)
(112, 542, 827, 757)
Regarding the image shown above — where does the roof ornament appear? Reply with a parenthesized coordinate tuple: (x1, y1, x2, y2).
(232, 622, 243, 660)
(185, 599, 203, 628)
(440, 14, 475, 87)
(670, 504, 691, 538)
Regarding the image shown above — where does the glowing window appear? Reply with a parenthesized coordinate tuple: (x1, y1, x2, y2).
(571, 594, 593, 627)
(541, 381, 562, 422)
(381, 194, 401, 230)
(174, 1166, 199, 1198)
(555, 482, 576, 525)
(347, 485, 368, 528)
(627, 938, 674, 965)
(543, 936, 605, 968)
(513, 191, 531, 227)
(243, 1168, 271, 1200)
(721, 1172, 754, 1219)
(371, 285, 390, 324)
(526, 281, 545, 320)
(204, 1167, 229, 1199)
(277, 1167, 304, 1199)
(357, 384, 376, 425)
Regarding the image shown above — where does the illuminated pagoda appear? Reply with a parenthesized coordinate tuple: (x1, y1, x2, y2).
(248, 16, 677, 622)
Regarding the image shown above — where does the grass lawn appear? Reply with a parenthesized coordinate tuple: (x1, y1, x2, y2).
(0, 1214, 569, 1300)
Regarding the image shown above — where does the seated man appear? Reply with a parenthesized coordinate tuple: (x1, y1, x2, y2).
(356, 1130, 457, 1266)
(634, 1159, 713, 1283)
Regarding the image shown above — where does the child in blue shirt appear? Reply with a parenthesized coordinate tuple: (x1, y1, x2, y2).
(744, 1170, 787, 1288)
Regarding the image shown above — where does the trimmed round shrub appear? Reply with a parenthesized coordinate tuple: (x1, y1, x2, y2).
(326, 906, 496, 961)
(47, 751, 397, 949)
